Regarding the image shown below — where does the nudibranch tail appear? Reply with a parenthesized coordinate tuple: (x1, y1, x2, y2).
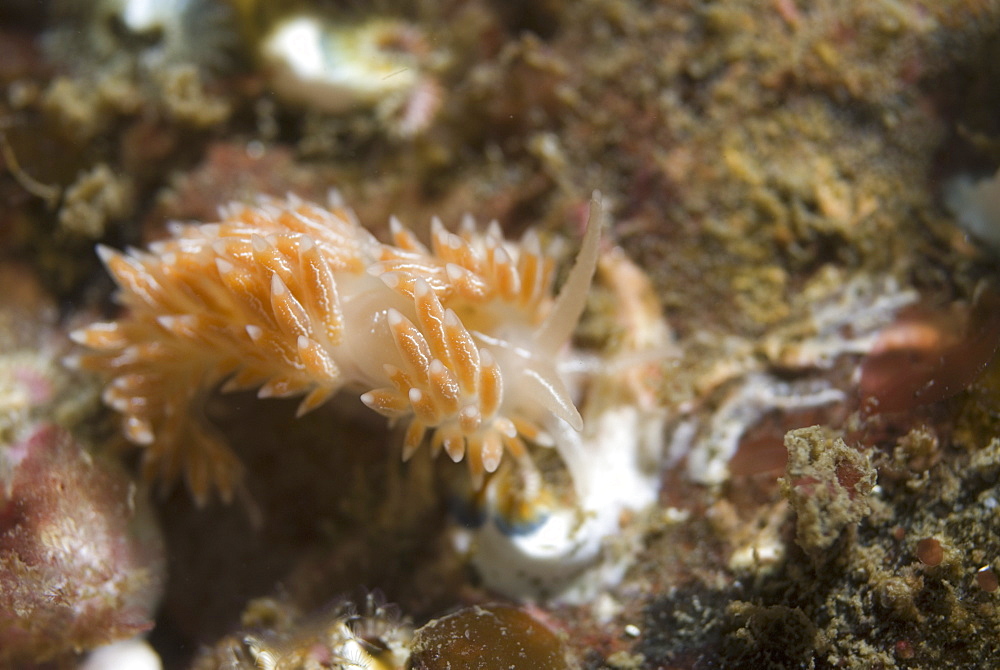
(73, 198, 373, 503)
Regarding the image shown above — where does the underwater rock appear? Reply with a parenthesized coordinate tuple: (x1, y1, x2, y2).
(0, 423, 165, 665)
(779, 426, 875, 558)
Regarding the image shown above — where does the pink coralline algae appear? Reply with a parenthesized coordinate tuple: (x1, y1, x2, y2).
(859, 288, 1000, 414)
(0, 423, 165, 666)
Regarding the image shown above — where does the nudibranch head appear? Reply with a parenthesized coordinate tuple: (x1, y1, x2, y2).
(71, 192, 602, 502)
(361, 195, 602, 486)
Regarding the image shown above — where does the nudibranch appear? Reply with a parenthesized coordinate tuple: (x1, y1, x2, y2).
(71, 192, 602, 504)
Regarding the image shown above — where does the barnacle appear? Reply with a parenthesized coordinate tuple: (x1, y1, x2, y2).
(72, 193, 602, 504)
(259, 14, 443, 136)
(48, 0, 239, 74)
(203, 592, 412, 670)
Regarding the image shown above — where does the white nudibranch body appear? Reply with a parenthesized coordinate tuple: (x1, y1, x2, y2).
(72, 193, 603, 508)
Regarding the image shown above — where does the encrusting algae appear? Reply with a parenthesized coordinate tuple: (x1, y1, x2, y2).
(11, 0, 1000, 665)
(71, 191, 603, 505)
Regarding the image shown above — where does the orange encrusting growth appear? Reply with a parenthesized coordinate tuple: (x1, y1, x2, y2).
(72, 193, 601, 504)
